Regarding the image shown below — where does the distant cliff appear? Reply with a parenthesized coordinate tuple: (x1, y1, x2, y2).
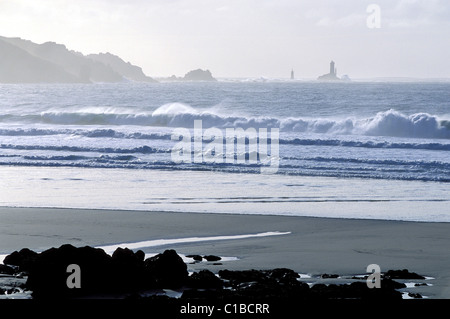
(87, 52, 156, 82)
(0, 38, 79, 83)
(0, 36, 156, 83)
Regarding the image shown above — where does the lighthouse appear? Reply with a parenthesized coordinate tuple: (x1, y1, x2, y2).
(317, 60, 340, 81)
(329, 61, 336, 76)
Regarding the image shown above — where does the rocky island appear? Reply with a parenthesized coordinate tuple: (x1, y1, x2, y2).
(160, 69, 217, 82)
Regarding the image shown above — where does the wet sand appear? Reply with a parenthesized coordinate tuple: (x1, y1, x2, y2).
(0, 207, 449, 298)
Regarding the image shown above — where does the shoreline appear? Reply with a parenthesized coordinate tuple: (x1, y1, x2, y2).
(0, 206, 449, 298)
(2, 202, 450, 223)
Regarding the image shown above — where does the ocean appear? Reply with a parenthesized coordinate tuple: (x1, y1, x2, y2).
(0, 81, 449, 222)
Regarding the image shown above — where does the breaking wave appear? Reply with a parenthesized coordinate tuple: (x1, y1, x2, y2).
(0, 105, 448, 139)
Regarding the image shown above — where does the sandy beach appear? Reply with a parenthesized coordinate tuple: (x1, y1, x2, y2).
(0, 206, 449, 299)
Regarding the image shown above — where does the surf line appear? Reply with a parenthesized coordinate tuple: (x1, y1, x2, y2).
(97, 231, 291, 254)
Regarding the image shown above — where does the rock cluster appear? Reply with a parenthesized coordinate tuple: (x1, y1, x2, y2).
(181, 268, 405, 301)
(2, 245, 187, 298)
(0, 245, 423, 300)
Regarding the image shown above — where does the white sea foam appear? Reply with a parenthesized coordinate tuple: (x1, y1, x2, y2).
(1, 106, 449, 139)
(96, 231, 291, 255)
(151, 102, 198, 116)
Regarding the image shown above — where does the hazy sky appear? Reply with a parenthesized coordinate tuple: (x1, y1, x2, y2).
(1, 0, 449, 79)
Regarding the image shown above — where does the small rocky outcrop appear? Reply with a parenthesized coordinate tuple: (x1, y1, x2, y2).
(0, 264, 15, 275)
(143, 249, 189, 288)
(203, 255, 221, 262)
(183, 69, 217, 82)
(161, 69, 217, 82)
(3, 248, 39, 272)
(25, 244, 113, 298)
(186, 254, 203, 262)
(385, 269, 425, 280)
(187, 269, 223, 289)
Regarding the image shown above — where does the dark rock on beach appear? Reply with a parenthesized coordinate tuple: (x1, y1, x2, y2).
(408, 292, 423, 299)
(321, 273, 339, 279)
(184, 267, 405, 301)
(219, 269, 268, 287)
(269, 268, 300, 284)
(111, 247, 146, 291)
(3, 246, 191, 298)
(19, 246, 190, 298)
(186, 254, 203, 262)
(26, 244, 113, 298)
(381, 278, 407, 290)
(111, 247, 145, 266)
(187, 269, 223, 289)
(143, 249, 189, 289)
(24, 246, 191, 297)
(0, 264, 15, 275)
(203, 255, 221, 262)
(1, 245, 417, 301)
(189, 268, 308, 301)
(3, 248, 38, 272)
(385, 269, 425, 280)
(219, 268, 300, 287)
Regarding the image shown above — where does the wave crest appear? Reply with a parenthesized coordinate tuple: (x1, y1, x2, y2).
(1, 106, 449, 139)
